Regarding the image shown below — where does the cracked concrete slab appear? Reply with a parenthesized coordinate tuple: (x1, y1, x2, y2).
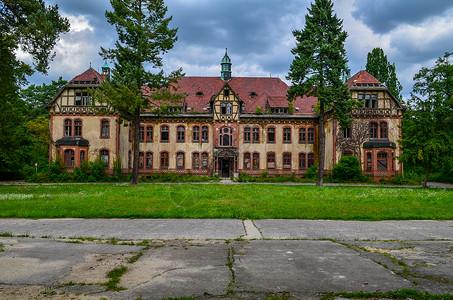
(254, 220, 453, 240)
(0, 218, 245, 240)
(232, 240, 413, 294)
(0, 238, 141, 286)
(118, 241, 231, 299)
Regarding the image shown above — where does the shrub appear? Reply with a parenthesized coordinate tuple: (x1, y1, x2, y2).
(332, 156, 367, 182)
(305, 163, 318, 180)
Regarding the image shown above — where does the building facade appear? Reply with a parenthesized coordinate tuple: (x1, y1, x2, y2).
(47, 52, 404, 179)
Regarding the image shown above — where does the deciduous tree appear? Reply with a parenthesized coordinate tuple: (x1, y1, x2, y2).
(400, 52, 453, 188)
(287, 0, 357, 186)
(92, 0, 184, 185)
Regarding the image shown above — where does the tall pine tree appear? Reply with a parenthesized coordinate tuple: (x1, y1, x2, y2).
(92, 0, 184, 185)
(287, 0, 356, 186)
(366, 48, 403, 101)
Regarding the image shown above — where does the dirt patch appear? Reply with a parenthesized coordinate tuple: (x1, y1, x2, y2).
(60, 253, 133, 284)
(0, 284, 103, 299)
(362, 246, 424, 259)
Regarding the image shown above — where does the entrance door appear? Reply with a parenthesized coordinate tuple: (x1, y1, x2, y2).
(220, 158, 230, 178)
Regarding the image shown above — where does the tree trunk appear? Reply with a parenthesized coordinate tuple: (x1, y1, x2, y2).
(131, 109, 140, 185)
(422, 162, 431, 188)
(317, 102, 325, 187)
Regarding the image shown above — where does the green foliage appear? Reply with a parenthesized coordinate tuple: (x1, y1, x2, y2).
(237, 172, 314, 183)
(0, 1, 68, 180)
(400, 52, 453, 187)
(366, 48, 403, 100)
(287, 0, 357, 185)
(104, 265, 127, 291)
(255, 105, 263, 115)
(288, 101, 294, 114)
(20, 77, 67, 119)
(331, 156, 367, 182)
(139, 173, 220, 183)
(92, 0, 184, 185)
(305, 163, 319, 180)
(323, 289, 453, 300)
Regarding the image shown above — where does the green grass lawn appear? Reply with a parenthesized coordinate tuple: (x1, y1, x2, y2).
(0, 184, 451, 220)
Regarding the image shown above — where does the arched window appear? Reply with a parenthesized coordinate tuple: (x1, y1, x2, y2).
(307, 127, 315, 144)
(380, 122, 388, 139)
(377, 152, 388, 170)
(139, 152, 144, 168)
(252, 153, 260, 169)
(80, 150, 85, 164)
(307, 153, 315, 168)
(128, 150, 131, 169)
(343, 127, 351, 139)
(220, 127, 232, 146)
(267, 152, 275, 169)
(244, 153, 251, 169)
(160, 152, 169, 169)
(74, 119, 82, 137)
(100, 149, 109, 168)
(101, 120, 109, 139)
(146, 126, 153, 142)
(252, 127, 260, 143)
(64, 119, 72, 137)
(267, 127, 275, 143)
(176, 152, 185, 169)
(139, 126, 145, 142)
(201, 152, 208, 169)
(177, 125, 185, 142)
(192, 152, 200, 169)
(366, 152, 372, 171)
(299, 153, 306, 170)
(146, 152, 153, 169)
(161, 125, 169, 142)
(244, 127, 251, 143)
(201, 126, 209, 142)
(283, 152, 292, 169)
(370, 122, 378, 139)
(64, 149, 74, 167)
(299, 127, 306, 144)
(283, 127, 291, 143)
(193, 126, 200, 142)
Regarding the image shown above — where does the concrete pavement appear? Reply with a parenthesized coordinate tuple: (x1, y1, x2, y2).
(0, 219, 452, 299)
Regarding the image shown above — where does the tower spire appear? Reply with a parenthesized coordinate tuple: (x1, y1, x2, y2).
(221, 48, 232, 81)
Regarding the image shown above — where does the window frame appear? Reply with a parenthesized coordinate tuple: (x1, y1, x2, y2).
(176, 152, 185, 169)
(201, 126, 209, 143)
(252, 127, 260, 143)
(192, 152, 200, 169)
(160, 125, 169, 143)
(100, 149, 109, 168)
(101, 119, 110, 139)
(243, 127, 251, 143)
(307, 153, 315, 168)
(243, 152, 251, 169)
(299, 152, 306, 170)
(370, 122, 378, 139)
(307, 127, 315, 144)
(64, 119, 72, 137)
(283, 152, 292, 170)
(267, 152, 276, 169)
(74, 119, 82, 137)
(160, 151, 169, 169)
(146, 152, 153, 169)
(177, 125, 185, 143)
(64, 149, 75, 168)
(267, 126, 276, 143)
(299, 127, 306, 144)
(192, 126, 200, 143)
(283, 127, 291, 144)
(252, 152, 260, 170)
(146, 126, 153, 142)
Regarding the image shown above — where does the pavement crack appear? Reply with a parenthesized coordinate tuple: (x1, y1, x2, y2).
(226, 246, 236, 295)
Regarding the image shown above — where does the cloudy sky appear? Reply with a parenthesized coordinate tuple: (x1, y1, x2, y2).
(24, 0, 453, 99)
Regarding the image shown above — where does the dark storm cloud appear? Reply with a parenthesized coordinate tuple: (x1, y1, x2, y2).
(352, 0, 453, 33)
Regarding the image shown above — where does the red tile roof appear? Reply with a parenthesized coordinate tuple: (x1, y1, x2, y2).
(345, 70, 381, 87)
(155, 76, 317, 114)
(69, 68, 103, 84)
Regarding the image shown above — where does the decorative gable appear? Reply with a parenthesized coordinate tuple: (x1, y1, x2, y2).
(211, 83, 242, 121)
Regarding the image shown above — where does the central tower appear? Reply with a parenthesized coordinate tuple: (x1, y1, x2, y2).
(221, 48, 232, 81)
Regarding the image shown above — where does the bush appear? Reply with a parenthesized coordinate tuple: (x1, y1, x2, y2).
(305, 163, 318, 180)
(332, 156, 367, 182)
